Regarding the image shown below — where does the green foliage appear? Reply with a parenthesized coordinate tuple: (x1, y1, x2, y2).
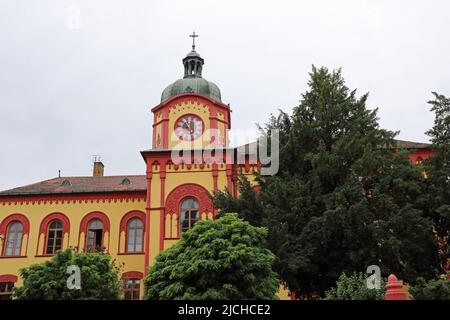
(323, 272, 385, 300)
(410, 275, 450, 300)
(424, 92, 450, 272)
(214, 175, 263, 226)
(213, 66, 442, 298)
(144, 213, 279, 300)
(13, 249, 122, 300)
(426, 92, 450, 147)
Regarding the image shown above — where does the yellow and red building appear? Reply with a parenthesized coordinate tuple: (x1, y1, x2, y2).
(0, 43, 259, 300)
(0, 42, 435, 300)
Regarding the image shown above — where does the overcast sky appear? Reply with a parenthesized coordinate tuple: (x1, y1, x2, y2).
(0, 0, 449, 191)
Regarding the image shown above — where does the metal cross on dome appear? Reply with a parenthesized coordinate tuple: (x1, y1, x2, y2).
(189, 31, 198, 50)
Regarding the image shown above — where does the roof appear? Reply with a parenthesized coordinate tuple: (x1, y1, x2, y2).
(161, 77, 222, 103)
(160, 48, 222, 104)
(0, 175, 146, 196)
(0, 140, 431, 196)
(184, 49, 203, 59)
(394, 139, 431, 149)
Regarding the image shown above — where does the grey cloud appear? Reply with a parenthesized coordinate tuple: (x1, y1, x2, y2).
(0, 0, 449, 190)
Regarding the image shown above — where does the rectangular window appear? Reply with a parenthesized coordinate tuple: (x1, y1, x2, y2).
(87, 230, 103, 252)
(0, 282, 14, 300)
(5, 232, 22, 256)
(123, 279, 140, 300)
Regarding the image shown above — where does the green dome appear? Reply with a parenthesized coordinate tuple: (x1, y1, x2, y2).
(185, 50, 202, 58)
(160, 49, 222, 103)
(161, 77, 221, 103)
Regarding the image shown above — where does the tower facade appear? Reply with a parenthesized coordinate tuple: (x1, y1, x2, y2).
(141, 41, 257, 271)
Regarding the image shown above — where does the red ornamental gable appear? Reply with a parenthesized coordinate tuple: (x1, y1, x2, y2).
(165, 183, 213, 214)
(122, 271, 144, 280)
(151, 93, 231, 149)
(0, 274, 18, 282)
(39, 212, 71, 235)
(0, 213, 30, 235)
(119, 210, 146, 233)
(79, 211, 111, 234)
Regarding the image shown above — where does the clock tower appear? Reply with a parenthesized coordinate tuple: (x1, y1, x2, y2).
(151, 34, 231, 150)
(140, 34, 259, 272)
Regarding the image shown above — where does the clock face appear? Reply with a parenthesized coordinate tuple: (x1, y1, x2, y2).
(175, 115, 203, 141)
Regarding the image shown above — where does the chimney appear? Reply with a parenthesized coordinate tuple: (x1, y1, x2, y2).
(93, 156, 104, 177)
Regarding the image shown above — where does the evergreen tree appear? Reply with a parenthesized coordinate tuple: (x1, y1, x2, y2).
(144, 213, 279, 300)
(410, 275, 450, 300)
(424, 92, 450, 272)
(213, 66, 441, 298)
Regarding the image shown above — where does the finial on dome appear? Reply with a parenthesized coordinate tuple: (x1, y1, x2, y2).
(183, 33, 204, 78)
(159, 34, 222, 103)
(189, 31, 198, 51)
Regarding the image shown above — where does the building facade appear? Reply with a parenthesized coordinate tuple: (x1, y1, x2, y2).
(0, 41, 435, 300)
(0, 42, 259, 300)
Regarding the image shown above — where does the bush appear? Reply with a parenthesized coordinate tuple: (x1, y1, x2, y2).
(13, 249, 122, 300)
(144, 213, 279, 300)
(323, 272, 385, 300)
(410, 276, 450, 300)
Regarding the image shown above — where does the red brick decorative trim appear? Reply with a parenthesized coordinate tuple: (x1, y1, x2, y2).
(226, 164, 233, 193)
(164, 183, 214, 240)
(151, 93, 230, 113)
(122, 271, 144, 280)
(159, 170, 166, 252)
(79, 211, 110, 234)
(408, 149, 435, 164)
(0, 274, 18, 282)
(150, 94, 231, 149)
(144, 176, 152, 275)
(37, 212, 71, 256)
(0, 213, 30, 235)
(0, 191, 146, 206)
(39, 212, 70, 235)
(165, 183, 213, 215)
(119, 210, 146, 233)
(212, 163, 218, 192)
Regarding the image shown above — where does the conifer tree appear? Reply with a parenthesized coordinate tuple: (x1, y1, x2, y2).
(424, 92, 450, 272)
(213, 66, 441, 297)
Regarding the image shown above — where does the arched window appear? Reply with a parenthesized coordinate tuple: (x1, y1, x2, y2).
(79, 211, 110, 253)
(45, 220, 63, 255)
(87, 219, 103, 252)
(39, 212, 70, 256)
(180, 198, 199, 233)
(126, 218, 143, 253)
(4, 222, 23, 257)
